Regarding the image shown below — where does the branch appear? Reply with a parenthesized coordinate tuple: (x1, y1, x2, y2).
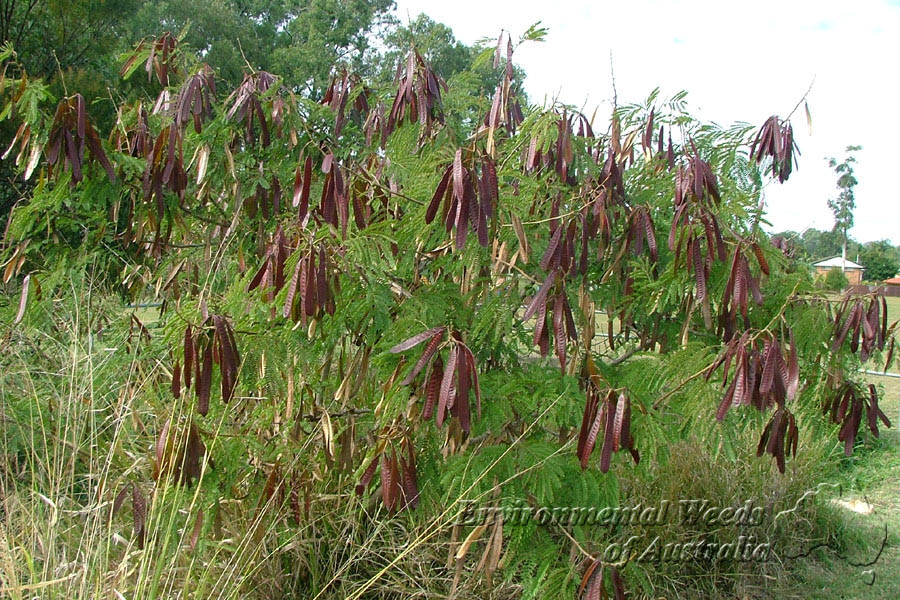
(301, 407, 371, 422)
(651, 365, 710, 410)
(785, 76, 815, 122)
(607, 347, 638, 366)
(609, 50, 617, 109)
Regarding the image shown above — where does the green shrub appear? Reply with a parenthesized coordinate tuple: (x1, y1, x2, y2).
(821, 267, 850, 291)
(1, 30, 893, 600)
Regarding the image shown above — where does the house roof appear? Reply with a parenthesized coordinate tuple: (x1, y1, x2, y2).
(812, 256, 864, 270)
(884, 277, 900, 285)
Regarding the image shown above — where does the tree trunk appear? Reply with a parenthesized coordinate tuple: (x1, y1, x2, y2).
(842, 232, 847, 272)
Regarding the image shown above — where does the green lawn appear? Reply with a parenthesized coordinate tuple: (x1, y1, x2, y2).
(788, 388, 900, 599)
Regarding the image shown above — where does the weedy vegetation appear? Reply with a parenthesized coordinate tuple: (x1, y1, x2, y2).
(0, 28, 896, 599)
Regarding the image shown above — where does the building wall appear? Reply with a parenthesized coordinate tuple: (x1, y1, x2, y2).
(815, 266, 863, 285)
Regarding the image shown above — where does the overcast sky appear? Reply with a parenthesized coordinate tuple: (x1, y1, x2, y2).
(393, 0, 900, 244)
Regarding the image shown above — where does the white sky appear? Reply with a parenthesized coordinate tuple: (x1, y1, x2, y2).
(393, 0, 900, 243)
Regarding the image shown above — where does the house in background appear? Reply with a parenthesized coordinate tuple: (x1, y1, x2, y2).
(812, 256, 865, 285)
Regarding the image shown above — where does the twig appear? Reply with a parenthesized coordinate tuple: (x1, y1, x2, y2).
(609, 51, 617, 109)
(52, 50, 68, 96)
(785, 76, 816, 122)
(300, 407, 371, 422)
(350, 164, 424, 206)
(652, 365, 710, 410)
(608, 347, 638, 366)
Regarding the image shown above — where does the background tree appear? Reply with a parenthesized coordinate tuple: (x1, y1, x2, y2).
(773, 227, 860, 262)
(803, 227, 853, 261)
(858, 239, 900, 281)
(774, 228, 900, 282)
(126, 0, 396, 93)
(378, 15, 473, 83)
(827, 145, 861, 269)
(0, 0, 137, 78)
(377, 14, 527, 91)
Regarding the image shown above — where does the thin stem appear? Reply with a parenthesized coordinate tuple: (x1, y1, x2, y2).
(785, 76, 816, 122)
